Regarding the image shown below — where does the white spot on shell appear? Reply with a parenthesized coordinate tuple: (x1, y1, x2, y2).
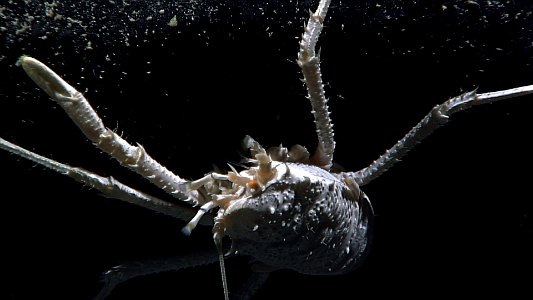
(252, 224, 259, 232)
(269, 206, 276, 214)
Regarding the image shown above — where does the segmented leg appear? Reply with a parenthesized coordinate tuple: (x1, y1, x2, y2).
(96, 253, 271, 300)
(18, 56, 198, 204)
(95, 250, 220, 299)
(298, 0, 335, 170)
(345, 85, 533, 186)
(232, 272, 270, 300)
(0, 137, 211, 225)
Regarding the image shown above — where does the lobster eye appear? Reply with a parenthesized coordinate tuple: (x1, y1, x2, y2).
(246, 179, 261, 193)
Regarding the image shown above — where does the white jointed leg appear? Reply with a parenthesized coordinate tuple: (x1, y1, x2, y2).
(0, 137, 211, 224)
(18, 56, 197, 204)
(297, 0, 335, 170)
(346, 85, 533, 186)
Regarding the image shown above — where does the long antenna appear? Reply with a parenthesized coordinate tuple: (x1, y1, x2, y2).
(213, 222, 229, 300)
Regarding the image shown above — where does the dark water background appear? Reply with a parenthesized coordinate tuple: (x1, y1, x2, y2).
(1, 1, 532, 298)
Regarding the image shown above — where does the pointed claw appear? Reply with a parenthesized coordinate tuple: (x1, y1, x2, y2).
(182, 201, 216, 235)
(18, 55, 77, 100)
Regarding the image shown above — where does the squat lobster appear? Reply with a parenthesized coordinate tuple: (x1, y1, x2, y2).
(1, 0, 532, 299)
